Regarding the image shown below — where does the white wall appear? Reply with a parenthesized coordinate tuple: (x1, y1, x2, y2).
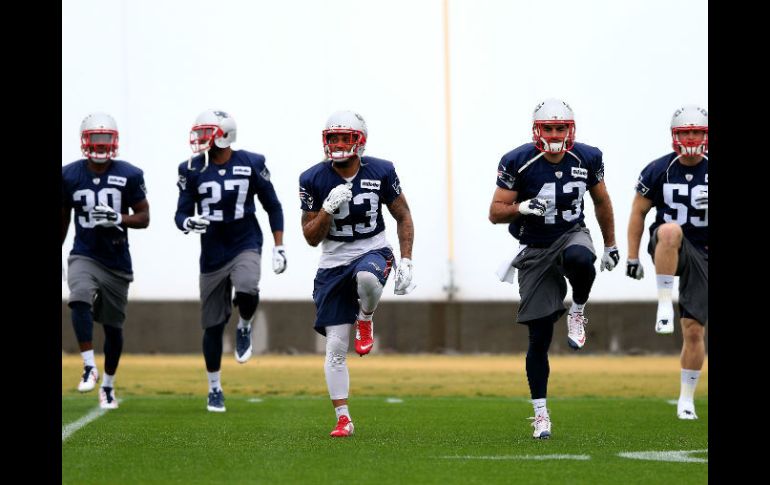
(62, 0, 707, 301)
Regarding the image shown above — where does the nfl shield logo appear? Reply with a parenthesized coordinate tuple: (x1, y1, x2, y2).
(555, 171, 563, 179)
(218, 169, 226, 176)
(685, 174, 693, 182)
(92, 178, 100, 185)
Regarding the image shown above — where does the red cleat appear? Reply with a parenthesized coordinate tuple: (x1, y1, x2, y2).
(354, 320, 374, 356)
(330, 415, 355, 437)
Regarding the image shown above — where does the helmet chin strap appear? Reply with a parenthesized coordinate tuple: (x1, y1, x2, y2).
(188, 146, 211, 171)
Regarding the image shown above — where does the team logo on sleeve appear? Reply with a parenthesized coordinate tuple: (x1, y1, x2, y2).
(635, 175, 649, 195)
(571, 167, 588, 179)
(108, 175, 127, 186)
(259, 167, 271, 181)
(392, 176, 402, 195)
(361, 179, 381, 190)
(178, 175, 187, 191)
(233, 166, 252, 177)
(595, 166, 605, 182)
(299, 187, 314, 210)
(497, 168, 515, 189)
(139, 183, 148, 194)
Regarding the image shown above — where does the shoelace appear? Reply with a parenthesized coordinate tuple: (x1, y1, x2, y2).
(528, 416, 550, 428)
(568, 314, 587, 333)
(336, 416, 351, 429)
(357, 322, 372, 340)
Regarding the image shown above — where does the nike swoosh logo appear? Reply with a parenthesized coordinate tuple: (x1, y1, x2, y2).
(359, 344, 373, 351)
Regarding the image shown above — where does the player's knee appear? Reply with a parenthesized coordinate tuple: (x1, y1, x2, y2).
(563, 246, 596, 271)
(356, 271, 383, 297)
(657, 223, 683, 246)
(234, 291, 259, 318)
(682, 319, 705, 344)
(326, 334, 348, 370)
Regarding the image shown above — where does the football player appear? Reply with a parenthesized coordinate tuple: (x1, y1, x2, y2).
(62, 112, 150, 409)
(299, 110, 415, 437)
(626, 105, 708, 420)
(175, 110, 286, 412)
(488, 99, 619, 438)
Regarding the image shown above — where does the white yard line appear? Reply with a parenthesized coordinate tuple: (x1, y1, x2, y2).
(441, 454, 591, 461)
(62, 399, 123, 442)
(62, 407, 107, 442)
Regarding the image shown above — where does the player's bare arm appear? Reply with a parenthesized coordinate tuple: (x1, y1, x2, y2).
(588, 181, 616, 247)
(626, 193, 653, 259)
(302, 209, 333, 247)
(488, 187, 521, 224)
(386, 193, 414, 259)
(122, 199, 150, 229)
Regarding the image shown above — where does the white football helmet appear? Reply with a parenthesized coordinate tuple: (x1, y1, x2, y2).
(671, 105, 708, 156)
(190, 110, 237, 153)
(323, 111, 368, 160)
(531, 98, 576, 154)
(80, 112, 119, 162)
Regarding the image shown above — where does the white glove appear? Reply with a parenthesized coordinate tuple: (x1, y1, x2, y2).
(394, 257, 416, 295)
(322, 183, 353, 214)
(626, 259, 644, 280)
(91, 204, 123, 228)
(692, 186, 708, 210)
(518, 198, 548, 217)
(272, 245, 287, 274)
(183, 215, 210, 234)
(600, 246, 620, 271)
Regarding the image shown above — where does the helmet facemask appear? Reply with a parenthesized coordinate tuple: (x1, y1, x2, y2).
(80, 113, 119, 163)
(323, 129, 366, 161)
(189, 125, 224, 154)
(532, 121, 576, 154)
(672, 127, 708, 156)
(670, 105, 708, 156)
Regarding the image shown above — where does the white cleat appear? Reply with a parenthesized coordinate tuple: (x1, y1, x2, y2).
(78, 366, 99, 392)
(566, 312, 587, 350)
(99, 386, 119, 409)
(530, 415, 552, 439)
(655, 302, 675, 334)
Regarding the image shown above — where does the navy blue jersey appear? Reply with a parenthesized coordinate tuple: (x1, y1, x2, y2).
(496, 142, 604, 246)
(636, 153, 708, 253)
(298, 157, 401, 242)
(175, 150, 284, 273)
(62, 159, 148, 274)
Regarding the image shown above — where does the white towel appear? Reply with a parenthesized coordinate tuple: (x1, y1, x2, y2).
(495, 245, 527, 284)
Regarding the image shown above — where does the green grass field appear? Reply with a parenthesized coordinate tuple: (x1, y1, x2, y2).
(62, 355, 707, 484)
